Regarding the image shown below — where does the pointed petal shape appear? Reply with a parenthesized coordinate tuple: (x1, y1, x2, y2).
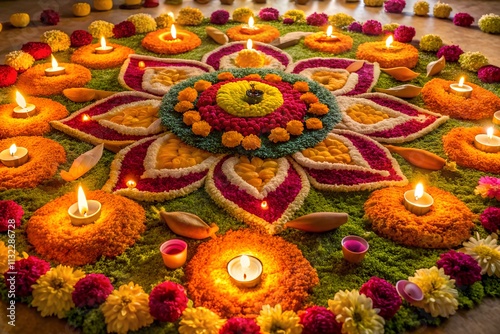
(375, 84, 422, 98)
(345, 60, 365, 73)
(381, 67, 420, 81)
(60, 144, 104, 181)
(426, 56, 446, 77)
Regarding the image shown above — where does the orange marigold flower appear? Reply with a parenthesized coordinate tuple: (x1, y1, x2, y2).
(174, 101, 194, 113)
(141, 28, 201, 55)
(70, 43, 134, 69)
(226, 25, 280, 43)
(217, 72, 235, 81)
(293, 81, 309, 93)
(244, 74, 262, 80)
(264, 74, 282, 83)
(356, 41, 419, 69)
(194, 80, 212, 92)
(286, 120, 304, 136)
(178, 87, 198, 102)
(183, 110, 201, 126)
(242, 134, 261, 150)
(300, 92, 319, 105)
(304, 32, 354, 55)
(221, 131, 244, 148)
(306, 118, 323, 130)
(192, 121, 211, 137)
(308, 102, 329, 115)
(268, 127, 290, 143)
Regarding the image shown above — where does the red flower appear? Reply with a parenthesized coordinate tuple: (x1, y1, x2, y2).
(3, 256, 50, 296)
(149, 281, 188, 322)
(480, 207, 500, 233)
(70, 30, 93, 47)
(0, 65, 17, 88)
(113, 21, 136, 39)
(360, 276, 401, 319)
(219, 318, 260, 334)
(299, 306, 342, 334)
(72, 274, 114, 308)
(0, 200, 23, 232)
(40, 9, 60, 26)
(21, 42, 52, 60)
(437, 250, 482, 286)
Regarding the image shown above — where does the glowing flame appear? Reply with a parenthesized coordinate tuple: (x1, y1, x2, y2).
(15, 91, 27, 108)
(414, 183, 424, 201)
(100, 36, 107, 49)
(51, 54, 59, 69)
(240, 255, 250, 269)
(261, 200, 268, 209)
(126, 180, 136, 189)
(326, 25, 333, 37)
(248, 16, 254, 28)
(171, 24, 177, 39)
(487, 127, 494, 139)
(247, 39, 253, 50)
(458, 76, 465, 87)
(77, 185, 89, 216)
(386, 35, 394, 48)
(82, 114, 90, 121)
(138, 61, 146, 69)
(167, 12, 174, 20)
(9, 144, 17, 156)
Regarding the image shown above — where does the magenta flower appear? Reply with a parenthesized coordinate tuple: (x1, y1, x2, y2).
(475, 176, 500, 201)
(113, 21, 136, 38)
(359, 276, 401, 319)
(149, 281, 188, 322)
(283, 18, 295, 25)
(384, 0, 406, 14)
(348, 22, 363, 33)
(210, 10, 230, 25)
(70, 30, 93, 47)
(453, 13, 475, 27)
(436, 45, 464, 62)
(478, 65, 500, 83)
(480, 207, 500, 233)
(259, 8, 279, 21)
(72, 274, 114, 308)
(40, 9, 60, 26)
(0, 200, 23, 232)
(394, 25, 416, 43)
(4, 256, 50, 296)
(306, 12, 328, 26)
(437, 250, 482, 286)
(362, 20, 383, 35)
(219, 317, 260, 334)
(299, 306, 342, 334)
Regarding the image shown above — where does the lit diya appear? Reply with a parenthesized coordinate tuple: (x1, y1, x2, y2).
(44, 54, 66, 76)
(68, 185, 102, 226)
(304, 25, 354, 54)
(404, 182, 434, 216)
(70, 39, 134, 70)
(234, 39, 267, 68)
(141, 24, 202, 55)
(0, 143, 29, 167)
(474, 127, 500, 153)
(449, 76, 473, 98)
(12, 90, 36, 118)
(226, 16, 280, 43)
(95, 36, 114, 54)
(356, 35, 419, 68)
(227, 254, 263, 288)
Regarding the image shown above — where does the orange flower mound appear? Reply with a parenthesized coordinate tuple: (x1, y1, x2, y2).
(242, 134, 261, 150)
(443, 127, 500, 173)
(356, 41, 419, 68)
(174, 101, 194, 113)
(178, 87, 198, 102)
(0, 136, 66, 189)
(305, 118, 323, 130)
(308, 102, 329, 115)
(218, 72, 235, 81)
(141, 28, 202, 55)
(364, 186, 474, 249)
(286, 120, 304, 136)
(16, 63, 92, 96)
(194, 80, 212, 92)
(222, 131, 244, 148)
(0, 97, 68, 138)
(226, 25, 280, 43)
(183, 111, 201, 126)
(300, 92, 319, 105)
(26, 190, 146, 266)
(293, 81, 309, 93)
(304, 32, 354, 54)
(268, 127, 290, 143)
(185, 229, 319, 318)
(422, 78, 500, 120)
(70, 43, 134, 69)
(264, 74, 282, 83)
(192, 121, 211, 137)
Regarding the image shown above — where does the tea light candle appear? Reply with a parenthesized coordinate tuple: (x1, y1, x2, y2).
(404, 183, 434, 216)
(474, 127, 500, 153)
(12, 90, 36, 118)
(95, 36, 114, 54)
(385, 35, 394, 49)
(493, 110, 500, 125)
(126, 180, 137, 189)
(138, 61, 146, 70)
(450, 77, 473, 98)
(341, 236, 369, 263)
(68, 185, 102, 226)
(260, 200, 268, 210)
(44, 55, 66, 76)
(227, 254, 263, 288)
(82, 114, 91, 122)
(396, 280, 424, 304)
(0, 144, 29, 167)
(160, 239, 187, 269)
(169, 24, 178, 41)
(241, 16, 259, 34)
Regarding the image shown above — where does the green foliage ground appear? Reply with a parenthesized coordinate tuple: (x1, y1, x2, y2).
(1, 20, 500, 334)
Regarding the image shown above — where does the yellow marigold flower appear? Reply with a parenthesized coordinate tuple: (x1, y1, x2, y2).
(222, 131, 244, 148)
(269, 127, 290, 143)
(242, 134, 261, 150)
(183, 110, 201, 126)
(232, 7, 254, 23)
(235, 50, 266, 68)
(179, 306, 225, 334)
(0, 241, 10, 274)
(244, 74, 262, 80)
(101, 282, 154, 334)
(286, 120, 304, 136)
(194, 80, 212, 92)
(174, 101, 194, 113)
(463, 232, 500, 277)
(31, 265, 85, 318)
(300, 92, 319, 105)
(264, 74, 282, 83)
(127, 13, 157, 34)
(178, 87, 198, 102)
(409, 266, 459, 318)
(40, 30, 71, 52)
(155, 13, 174, 29)
(308, 102, 329, 115)
(306, 118, 323, 130)
(87, 20, 114, 38)
(192, 121, 211, 137)
(283, 9, 306, 23)
(328, 289, 385, 334)
(176, 7, 204, 26)
(5, 50, 35, 72)
(256, 304, 302, 334)
(293, 81, 309, 93)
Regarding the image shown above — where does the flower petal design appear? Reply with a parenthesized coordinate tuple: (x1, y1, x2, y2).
(205, 156, 310, 234)
(287, 57, 380, 96)
(103, 133, 221, 202)
(292, 129, 407, 191)
(335, 93, 448, 143)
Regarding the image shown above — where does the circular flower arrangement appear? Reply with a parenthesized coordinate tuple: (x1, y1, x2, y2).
(0, 136, 66, 189)
(364, 186, 475, 248)
(442, 127, 500, 173)
(70, 43, 135, 69)
(141, 28, 202, 55)
(185, 229, 319, 318)
(26, 190, 146, 266)
(356, 41, 419, 68)
(226, 24, 280, 43)
(304, 32, 354, 54)
(0, 97, 68, 138)
(16, 63, 92, 96)
(160, 68, 340, 158)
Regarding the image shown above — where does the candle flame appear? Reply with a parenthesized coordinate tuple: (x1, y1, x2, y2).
(386, 35, 394, 48)
(261, 200, 268, 209)
(414, 183, 424, 201)
(82, 114, 90, 121)
(77, 185, 89, 216)
(247, 39, 253, 50)
(171, 24, 177, 39)
(100, 36, 107, 49)
(51, 54, 58, 68)
(487, 127, 494, 139)
(138, 61, 146, 69)
(326, 25, 333, 37)
(9, 144, 17, 156)
(15, 90, 27, 108)
(248, 16, 254, 28)
(240, 255, 250, 269)
(126, 180, 136, 189)
(458, 77, 465, 87)
(167, 12, 174, 20)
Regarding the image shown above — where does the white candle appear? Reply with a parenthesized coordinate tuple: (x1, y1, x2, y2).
(12, 91, 36, 118)
(386, 35, 394, 49)
(68, 185, 102, 226)
(44, 55, 66, 76)
(227, 255, 263, 288)
(474, 127, 500, 153)
(0, 144, 29, 167)
(95, 36, 114, 54)
(404, 183, 434, 216)
(450, 77, 472, 98)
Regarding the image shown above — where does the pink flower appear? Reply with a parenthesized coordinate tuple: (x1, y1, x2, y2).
(362, 20, 383, 35)
(4, 256, 50, 296)
(436, 45, 464, 62)
(283, 18, 294, 25)
(299, 306, 342, 334)
(149, 281, 188, 322)
(0, 200, 23, 232)
(384, 0, 406, 14)
(348, 22, 363, 33)
(219, 317, 260, 334)
(394, 25, 416, 43)
(359, 276, 401, 319)
(40, 9, 60, 26)
(72, 274, 114, 308)
(113, 21, 136, 38)
(480, 207, 500, 233)
(437, 250, 482, 286)
(478, 65, 500, 83)
(210, 10, 230, 25)
(453, 13, 475, 27)
(475, 176, 500, 201)
(259, 8, 279, 21)
(306, 12, 329, 26)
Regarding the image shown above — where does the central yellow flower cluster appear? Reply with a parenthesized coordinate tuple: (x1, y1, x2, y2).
(235, 49, 267, 68)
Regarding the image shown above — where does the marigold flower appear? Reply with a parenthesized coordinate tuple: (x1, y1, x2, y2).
(300, 92, 319, 105)
(384, 0, 406, 14)
(286, 120, 304, 136)
(178, 87, 198, 102)
(459, 51, 489, 72)
(183, 110, 201, 125)
(174, 101, 195, 113)
(235, 50, 266, 68)
(269, 127, 290, 143)
(0, 200, 23, 231)
(259, 8, 280, 21)
(177, 7, 204, 26)
(41, 29, 70, 51)
(436, 45, 463, 62)
(306, 118, 323, 129)
(364, 0, 384, 6)
(478, 13, 500, 34)
(70, 30, 93, 47)
(218, 72, 235, 81)
(5, 50, 34, 72)
(242, 134, 261, 150)
(414, 0, 430, 16)
(419, 34, 443, 52)
(328, 13, 355, 28)
(194, 80, 212, 92)
(453, 13, 475, 27)
(88, 20, 114, 38)
(21, 42, 51, 60)
(362, 20, 383, 35)
(192, 121, 211, 137)
(155, 13, 175, 28)
(222, 131, 244, 148)
(293, 81, 309, 92)
(264, 74, 282, 83)
(127, 13, 156, 33)
(0, 65, 17, 87)
(232, 7, 254, 23)
(244, 74, 262, 80)
(433, 1, 453, 19)
(308, 102, 329, 115)
(283, 9, 306, 23)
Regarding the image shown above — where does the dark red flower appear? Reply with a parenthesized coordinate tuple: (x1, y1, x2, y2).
(480, 207, 500, 233)
(0, 65, 18, 88)
(283, 18, 294, 25)
(436, 45, 464, 62)
(21, 42, 52, 60)
(306, 12, 329, 27)
(299, 306, 342, 334)
(4, 256, 50, 296)
(437, 250, 482, 286)
(394, 25, 416, 43)
(219, 317, 260, 334)
(72, 274, 114, 308)
(149, 281, 188, 322)
(362, 20, 383, 35)
(360, 276, 401, 319)
(348, 22, 363, 33)
(70, 30, 93, 47)
(259, 8, 280, 21)
(478, 65, 500, 84)
(40, 9, 60, 26)
(210, 10, 230, 25)
(113, 21, 136, 39)
(0, 200, 23, 232)
(453, 13, 475, 27)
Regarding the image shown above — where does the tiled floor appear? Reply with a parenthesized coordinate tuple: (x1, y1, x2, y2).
(1, 1, 500, 333)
